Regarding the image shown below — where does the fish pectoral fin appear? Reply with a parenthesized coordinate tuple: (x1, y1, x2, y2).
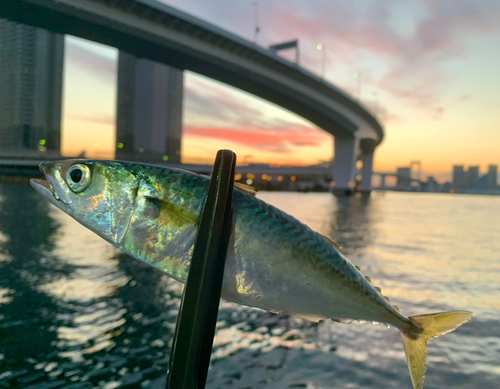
(320, 234, 344, 253)
(296, 314, 325, 322)
(144, 196, 199, 227)
(330, 318, 353, 324)
(234, 182, 258, 196)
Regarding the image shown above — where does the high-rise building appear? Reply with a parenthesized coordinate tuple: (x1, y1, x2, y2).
(427, 176, 437, 192)
(442, 181, 452, 193)
(453, 165, 466, 190)
(487, 165, 498, 189)
(396, 167, 412, 190)
(466, 166, 479, 188)
(116, 52, 183, 163)
(0, 20, 64, 154)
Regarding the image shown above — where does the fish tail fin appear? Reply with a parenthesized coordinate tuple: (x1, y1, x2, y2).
(401, 310, 472, 389)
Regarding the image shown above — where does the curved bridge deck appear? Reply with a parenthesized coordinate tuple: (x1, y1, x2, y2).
(1, 0, 384, 192)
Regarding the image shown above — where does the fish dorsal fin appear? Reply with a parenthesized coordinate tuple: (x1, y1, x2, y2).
(234, 182, 258, 196)
(320, 234, 343, 253)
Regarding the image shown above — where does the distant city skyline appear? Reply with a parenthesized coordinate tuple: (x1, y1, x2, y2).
(452, 163, 498, 191)
(374, 162, 498, 193)
(45, 0, 500, 177)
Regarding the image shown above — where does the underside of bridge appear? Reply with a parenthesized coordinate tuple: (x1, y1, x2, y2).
(1, 0, 384, 194)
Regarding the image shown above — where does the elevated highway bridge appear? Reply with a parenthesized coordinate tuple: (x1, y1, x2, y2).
(1, 0, 384, 193)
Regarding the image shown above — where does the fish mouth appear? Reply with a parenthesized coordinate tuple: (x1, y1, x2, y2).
(31, 177, 56, 196)
(30, 163, 69, 210)
(31, 176, 57, 194)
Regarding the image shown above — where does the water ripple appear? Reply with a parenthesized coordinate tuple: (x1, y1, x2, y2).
(0, 186, 498, 388)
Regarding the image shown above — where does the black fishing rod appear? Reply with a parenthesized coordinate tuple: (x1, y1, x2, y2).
(166, 149, 236, 389)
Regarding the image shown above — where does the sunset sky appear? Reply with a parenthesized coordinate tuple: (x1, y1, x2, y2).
(61, 0, 500, 181)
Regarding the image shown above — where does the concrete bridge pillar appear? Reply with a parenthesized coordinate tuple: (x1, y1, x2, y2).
(359, 139, 377, 193)
(332, 136, 358, 196)
(380, 174, 387, 189)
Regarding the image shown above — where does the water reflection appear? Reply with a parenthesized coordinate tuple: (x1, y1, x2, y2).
(0, 183, 171, 387)
(0, 182, 73, 371)
(0, 188, 499, 389)
(330, 195, 374, 255)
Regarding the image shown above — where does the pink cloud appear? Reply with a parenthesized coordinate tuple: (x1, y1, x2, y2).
(66, 42, 116, 80)
(184, 76, 334, 138)
(71, 114, 115, 126)
(458, 94, 472, 101)
(184, 83, 263, 127)
(184, 125, 329, 154)
(263, 0, 500, 112)
(431, 106, 446, 120)
(265, 3, 406, 57)
(384, 114, 403, 124)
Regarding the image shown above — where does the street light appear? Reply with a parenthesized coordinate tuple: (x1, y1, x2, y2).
(317, 44, 326, 78)
(250, 2, 260, 44)
(373, 91, 379, 117)
(353, 72, 361, 100)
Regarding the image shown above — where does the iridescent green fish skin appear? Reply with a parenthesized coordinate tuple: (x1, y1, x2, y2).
(30, 159, 418, 333)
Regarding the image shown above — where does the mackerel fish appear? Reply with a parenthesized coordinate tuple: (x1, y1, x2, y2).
(31, 160, 472, 389)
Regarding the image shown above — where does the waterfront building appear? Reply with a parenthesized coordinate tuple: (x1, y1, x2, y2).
(0, 20, 64, 154)
(487, 165, 498, 189)
(466, 166, 480, 188)
(396, 167, 412, 190)
(453, 165, 466, 190)
(427, 176, 437, 192)
(116, 52, 183, 163)
(442, 181, 452, 193)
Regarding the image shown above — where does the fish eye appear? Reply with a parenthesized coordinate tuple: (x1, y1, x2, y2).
(66, 164, 92, 192)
